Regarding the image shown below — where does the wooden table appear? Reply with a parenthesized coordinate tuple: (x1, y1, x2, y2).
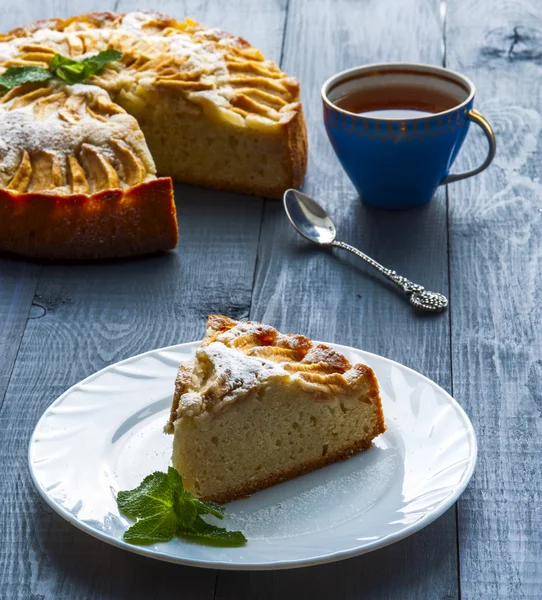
(1, 0, 540, 598)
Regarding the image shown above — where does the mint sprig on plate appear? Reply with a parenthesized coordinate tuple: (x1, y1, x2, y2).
(117, 467, 247, 547)
(0, 49, 122, 91)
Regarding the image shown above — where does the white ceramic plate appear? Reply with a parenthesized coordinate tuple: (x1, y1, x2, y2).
(29, 341, 476, 570)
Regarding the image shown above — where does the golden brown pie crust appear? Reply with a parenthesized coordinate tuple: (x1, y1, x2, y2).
(0, 177, 176, 259)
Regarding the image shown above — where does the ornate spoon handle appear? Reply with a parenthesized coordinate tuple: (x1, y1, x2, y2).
(331, 240, 448, 313)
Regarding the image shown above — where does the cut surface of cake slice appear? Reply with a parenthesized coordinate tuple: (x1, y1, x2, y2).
(165, 315, 386, 503)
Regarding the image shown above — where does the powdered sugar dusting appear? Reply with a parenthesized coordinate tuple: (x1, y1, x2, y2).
(175, 318, 373, 415)
(222, 441, 401, 539)
(215, 321, 277, 346)
(178, 392, 203, 417)
(303, 344, 351, 372)
(0, 82, 155, 192)
(0, 11, 297, 132)
(195, 342, 287, 411)
(275, 333, 311, 352)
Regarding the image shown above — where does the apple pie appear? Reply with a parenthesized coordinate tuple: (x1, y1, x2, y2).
(0, 11, 308, 259)
(165, 315, 385, 503)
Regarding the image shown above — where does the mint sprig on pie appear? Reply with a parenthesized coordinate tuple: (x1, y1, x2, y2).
(50, 49, 122, 85)
(0, 49, 122, 90)
(0, 65, 51, 90)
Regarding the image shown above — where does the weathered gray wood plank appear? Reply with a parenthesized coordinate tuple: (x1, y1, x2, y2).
(217, 1, 456, 599)
(0, 261, 40, 407)
(446, 1, 542, 598)
(0, 1, 286, 598)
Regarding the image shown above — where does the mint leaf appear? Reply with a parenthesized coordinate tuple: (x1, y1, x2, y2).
(117, 471, 175, 519)
(166, 465, 184, 491)
(54, 62, 89, 86)
(175, 491, 198, 528)
(168, 466, 203, 527)
(53, 49, 123, 85)
(179, 516, 247, 547)
(193, 498, 225, 520)
(0, 66, 51, 90)
(49, 54, 78, 69)
(81, 49, 123, 72)
(123, 510, 178, 545)
(117, 468, 247, 547)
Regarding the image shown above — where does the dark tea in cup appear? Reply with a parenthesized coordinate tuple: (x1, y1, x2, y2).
(334, 82, 459, 119)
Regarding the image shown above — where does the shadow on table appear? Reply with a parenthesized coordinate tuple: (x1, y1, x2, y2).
(334, 190, 449, 283)
(281, 191, 449, 316)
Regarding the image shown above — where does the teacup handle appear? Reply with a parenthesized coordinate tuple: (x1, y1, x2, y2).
(441, 109, 496, 184)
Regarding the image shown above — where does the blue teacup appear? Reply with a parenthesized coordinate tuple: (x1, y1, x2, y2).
(322, 63, 496, 209)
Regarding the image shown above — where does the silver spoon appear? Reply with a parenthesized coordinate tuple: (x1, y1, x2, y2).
(283, 189, 448, 313)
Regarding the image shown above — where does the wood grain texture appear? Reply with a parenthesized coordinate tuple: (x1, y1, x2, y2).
(216, 1, 457, 599)
(446, 1, 542, 598)
(0, 261, 40, 408)
(0, 1, 286, 597)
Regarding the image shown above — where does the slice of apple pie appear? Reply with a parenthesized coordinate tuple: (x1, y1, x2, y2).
(165, 315, 385, 503)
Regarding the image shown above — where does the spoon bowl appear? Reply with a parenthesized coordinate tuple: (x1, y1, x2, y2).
(283, 189, 337, 245)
